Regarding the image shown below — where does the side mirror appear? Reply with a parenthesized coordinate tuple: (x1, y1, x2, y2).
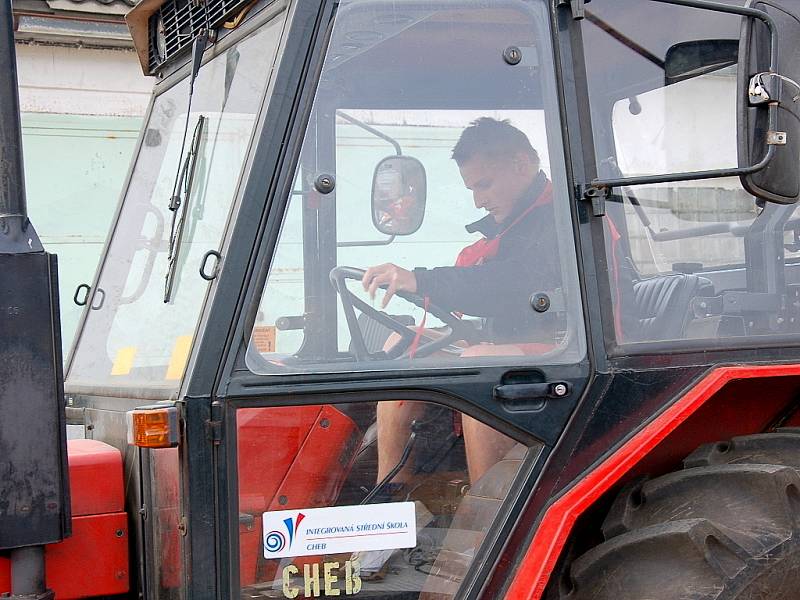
(371, 156, 427, 236)
(738, 4, 800, 204)
(664, 39, 738, 86)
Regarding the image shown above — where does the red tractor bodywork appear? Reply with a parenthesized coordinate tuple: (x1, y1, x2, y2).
(237, 405, 361, 585)
(504, 364, 800, 600)
(0, 440, 129, 598)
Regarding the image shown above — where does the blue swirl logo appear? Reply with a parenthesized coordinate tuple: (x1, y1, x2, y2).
(264, 530, 287, 553)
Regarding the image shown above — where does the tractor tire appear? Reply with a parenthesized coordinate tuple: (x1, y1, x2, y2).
(558, 429, 800, 600)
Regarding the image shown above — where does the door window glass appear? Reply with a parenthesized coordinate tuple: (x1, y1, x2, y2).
(247, 0, 585, 376)
(68, 14, 287, 392)
(583, 0, 800, 346)
(236, 401, 535, 600)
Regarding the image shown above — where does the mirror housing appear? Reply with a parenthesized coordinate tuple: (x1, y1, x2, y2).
(738, 2, 800, 204)
(371, 156, 427, 236)
(664, 39, 738, 86)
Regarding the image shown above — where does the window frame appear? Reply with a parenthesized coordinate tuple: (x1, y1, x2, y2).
(240, 0, 590, 379)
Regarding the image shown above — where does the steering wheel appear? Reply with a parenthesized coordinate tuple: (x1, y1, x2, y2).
(330, 266, 482, 361)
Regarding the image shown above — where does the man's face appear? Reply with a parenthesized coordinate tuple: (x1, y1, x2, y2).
(458, 153, 535, 224)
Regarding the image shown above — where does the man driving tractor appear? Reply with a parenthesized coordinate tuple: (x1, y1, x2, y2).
(361, 117, 561, 490)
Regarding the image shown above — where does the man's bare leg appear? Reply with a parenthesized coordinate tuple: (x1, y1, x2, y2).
(460, 343, 525, 483)
(375, 331, 426, 484)
(375, 339, 524, 485)
(462, 415, 517, 482)
(376, 400, 425, 483)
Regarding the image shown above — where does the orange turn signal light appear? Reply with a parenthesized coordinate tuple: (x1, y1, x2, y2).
(126, 406, 179, 448)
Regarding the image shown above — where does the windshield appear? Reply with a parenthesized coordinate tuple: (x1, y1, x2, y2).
(246, 1, 585, 374)
(67, 14, 287, 392)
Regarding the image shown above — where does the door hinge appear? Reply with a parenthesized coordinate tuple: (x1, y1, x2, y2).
(206, 419, 223, 444)
(207, 401, 224, 445)
(558, 0, 587, 20)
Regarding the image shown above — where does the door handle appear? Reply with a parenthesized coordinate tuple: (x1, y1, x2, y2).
(73, 283, 91, 306)
(493, 381, 571, 401)
(199, 249, 222, 281)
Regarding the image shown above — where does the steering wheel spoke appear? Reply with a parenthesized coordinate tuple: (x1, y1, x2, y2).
(330, 266, 479, 361)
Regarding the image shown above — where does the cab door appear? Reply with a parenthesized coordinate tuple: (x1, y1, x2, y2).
(192, 1, 592, 598)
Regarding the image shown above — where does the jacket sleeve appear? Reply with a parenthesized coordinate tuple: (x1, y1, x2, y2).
(414, 237, 560, 317)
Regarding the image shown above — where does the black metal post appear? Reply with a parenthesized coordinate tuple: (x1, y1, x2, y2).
(10, 547, 47, 598)
(0, 1, 69, 598)
(0, 0, 42, 254)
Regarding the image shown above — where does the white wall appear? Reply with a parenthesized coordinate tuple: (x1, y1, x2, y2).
(15, 41, 154, 371)
(16, 42, 152, 117)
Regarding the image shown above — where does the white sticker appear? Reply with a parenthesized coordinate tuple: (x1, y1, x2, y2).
(263, 502, 416, 559)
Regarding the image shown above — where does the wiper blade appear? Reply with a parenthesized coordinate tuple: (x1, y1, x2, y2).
(162, 32, 209, 304)
(164, 114, 206, 303)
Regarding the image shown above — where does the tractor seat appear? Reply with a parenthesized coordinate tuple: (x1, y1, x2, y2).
(352, 312, 415, 354)
(632, 273, 713, 341)
(419, 444, 528, 600)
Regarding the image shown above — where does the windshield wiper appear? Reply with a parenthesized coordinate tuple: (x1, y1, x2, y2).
(164, 114, 206, 303)
(163, 31, 209, 304)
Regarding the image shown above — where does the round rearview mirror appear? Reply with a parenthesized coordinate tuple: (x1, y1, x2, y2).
(371, 156, 427, 236)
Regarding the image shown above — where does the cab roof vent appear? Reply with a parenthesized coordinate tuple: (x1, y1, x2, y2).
(147, 0, 249, 72)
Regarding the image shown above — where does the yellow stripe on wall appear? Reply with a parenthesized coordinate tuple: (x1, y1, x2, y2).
(111, 346, 137, 376)
(165, 335, 193, 381)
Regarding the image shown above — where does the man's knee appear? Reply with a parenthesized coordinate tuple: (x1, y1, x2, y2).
(377, 400, 425, 433)
(383, 332, 404, 352)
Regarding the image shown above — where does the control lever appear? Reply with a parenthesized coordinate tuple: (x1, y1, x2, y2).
(361, 420, 421, 504)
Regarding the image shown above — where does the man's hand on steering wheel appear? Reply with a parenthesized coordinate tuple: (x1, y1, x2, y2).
(362, 263, 418, 308)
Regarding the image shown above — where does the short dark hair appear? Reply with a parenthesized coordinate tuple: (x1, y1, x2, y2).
(451, 117, 539, 167)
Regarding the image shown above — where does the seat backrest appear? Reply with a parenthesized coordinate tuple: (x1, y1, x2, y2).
(419, 444, 527, 600)
(632, 274, 712, 341)
(352, 312, 415, 354)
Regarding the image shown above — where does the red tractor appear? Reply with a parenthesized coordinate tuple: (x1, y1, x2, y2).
(4, 0, 800, 599)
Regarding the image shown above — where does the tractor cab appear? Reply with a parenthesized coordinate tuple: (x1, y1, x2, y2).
(58, 0, 800, 599)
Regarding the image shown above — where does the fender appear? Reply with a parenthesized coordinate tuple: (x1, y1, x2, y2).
(505, 363, 800, 600)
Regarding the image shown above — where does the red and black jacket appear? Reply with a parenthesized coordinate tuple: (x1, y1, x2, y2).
(413, 171, 561, 344)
